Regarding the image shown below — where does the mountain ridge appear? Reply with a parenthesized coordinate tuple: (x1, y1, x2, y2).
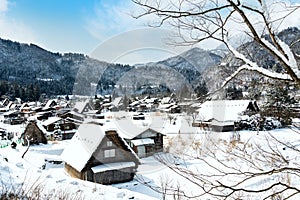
(0, 38, 222, 100)
(1, 27, 298, 101)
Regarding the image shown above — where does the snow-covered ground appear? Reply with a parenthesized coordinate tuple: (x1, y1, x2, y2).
(1, 121, 300, 199)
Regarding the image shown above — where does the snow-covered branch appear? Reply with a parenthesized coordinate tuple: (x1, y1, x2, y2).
(221, 64, 292, 89)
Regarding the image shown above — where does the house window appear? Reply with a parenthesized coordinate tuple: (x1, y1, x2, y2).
(104, 149, 115, 158)
(107, 141, 113, 147)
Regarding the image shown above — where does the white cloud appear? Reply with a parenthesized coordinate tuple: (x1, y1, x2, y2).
(0, 0, 8, 12)
(0, 18, 37, 44)
(90, 28, 193, 65)
(86, 1, 201, 64)
(85, 1, 141, 41)
(0, 0, 37, 44)
(270, 2, 300, 30)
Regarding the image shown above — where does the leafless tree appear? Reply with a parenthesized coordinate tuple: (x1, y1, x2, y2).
(151, 128, 300, 199)
(132, 0, 300, 199)
(132, 0, 300, 89)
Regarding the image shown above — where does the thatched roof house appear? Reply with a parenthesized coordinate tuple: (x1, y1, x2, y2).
(21, 121, 48, 146)
(196, 100, 259, 132)
(73, 101, 93, 114)
(61, 124, 140, 185)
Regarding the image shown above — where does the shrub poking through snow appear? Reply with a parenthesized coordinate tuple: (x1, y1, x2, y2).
(235, 114, 282, 131)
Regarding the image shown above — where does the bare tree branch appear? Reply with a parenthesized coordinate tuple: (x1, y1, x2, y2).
(132, 0, 300, 87)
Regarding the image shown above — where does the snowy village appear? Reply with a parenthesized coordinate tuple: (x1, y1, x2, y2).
(0, 90, 299, 199)
(1, 0, 300, 199)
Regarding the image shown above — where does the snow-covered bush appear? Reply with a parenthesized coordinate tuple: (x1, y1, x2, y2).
(235, 114, 282, 131)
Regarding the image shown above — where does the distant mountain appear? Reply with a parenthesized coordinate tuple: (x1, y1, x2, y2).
(151, 47, 223, 96)
(157, 47, 222, 73)
(2, 27, 298, 101)
(0, 38, 127, 99)
(0, 39, 224, 100)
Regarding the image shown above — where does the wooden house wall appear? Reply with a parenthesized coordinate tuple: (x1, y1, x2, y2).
(211, 125, 234, 132)
(88, 167, 135, 185)
(60, 131, 76, 140)
(134, 129, 164, 154)
(59, 122, 76, 131)
(45, 121, 76, 132)
(45, 124, 56, 132)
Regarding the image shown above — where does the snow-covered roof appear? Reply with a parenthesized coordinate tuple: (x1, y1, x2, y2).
(35, 121, 50, 135)
(197, 100, 251, 122)
(145, 98, 157, 104)
(73, 101, 91, 113)
(113, 115, 165, 139)
(19, 103, 30, 110)
(162, 116, 198, 135)
(129, 101, 140, 107)
(111, 97, 122, 107)
(67, 110, 85, 119)
(65, 117, 84, 124)
(161, 97, 171, 104)
(131, 138, 154, 146)
(84, 118, 105, 125)
(158, 103, 174, 110)
(61, 124, 105, 172)
(91, 161, 135, 173)
(42, 117, 62, 126)
(43, 99, 57, 110)
(178, 119, 199, 134)
(114, 118, 148, 139)
(3, 110, 19, 116)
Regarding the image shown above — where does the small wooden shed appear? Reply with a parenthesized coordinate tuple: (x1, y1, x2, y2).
(115, 115, 165, 158)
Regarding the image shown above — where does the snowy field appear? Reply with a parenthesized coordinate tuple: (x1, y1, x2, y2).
(1, 122, 300, 199)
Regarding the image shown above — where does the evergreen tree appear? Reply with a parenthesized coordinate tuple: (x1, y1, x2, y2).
(226, 85, 243, 100)
(33, 85, 41, 101)
(94, 99, 101, 110)
(194, 81, 208, 98)
(261, 83, 298, 126)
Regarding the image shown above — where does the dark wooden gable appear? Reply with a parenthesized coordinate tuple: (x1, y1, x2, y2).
(134, 128, 160, 139)
(48, 100, 57, 108)
(129, 128, 164, 158)
(22, 121, 47, 146)
(60, 112, 84, 122)
(90, 130, 140, 166)
(83, 103, 93, 113)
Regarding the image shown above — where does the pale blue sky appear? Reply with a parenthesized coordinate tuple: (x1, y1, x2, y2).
(0, 0, 198, 64)
(0, 0, 141, 54)
(0, 0, 299, 64)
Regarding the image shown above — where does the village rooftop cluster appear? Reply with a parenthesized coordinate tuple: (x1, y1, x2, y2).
(0, 94, 263, 185)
